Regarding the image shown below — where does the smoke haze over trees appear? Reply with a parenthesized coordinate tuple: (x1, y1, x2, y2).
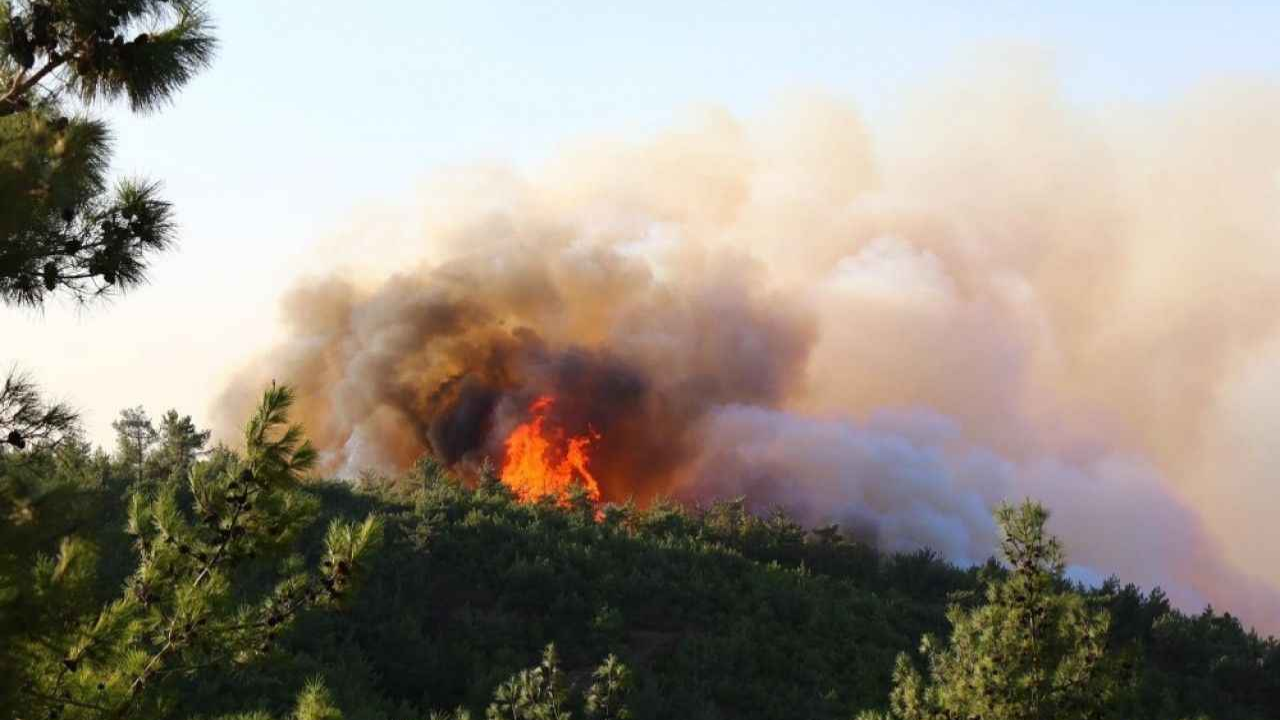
(218, 73, 1280, 631)
(3, 3, 1278, 719)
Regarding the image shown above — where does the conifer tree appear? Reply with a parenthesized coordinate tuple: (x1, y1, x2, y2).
(487, 644, 573, 720)
(4, 383, 384, 720)
(289, 678, 345, 720)
(0, 369, 87, 708)
(111, 405, 155, 480)
(0, 0, 216, 306)
(151, 408, 210, 479)
(478, 645, 633, 720)
(858, 500, 1121, 720)
(213, 677, 345, 720)
(584, 655, 632, 720)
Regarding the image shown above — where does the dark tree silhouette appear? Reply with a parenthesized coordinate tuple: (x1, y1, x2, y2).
(1, 0, 216, 306)
(0, 366, 76, 449)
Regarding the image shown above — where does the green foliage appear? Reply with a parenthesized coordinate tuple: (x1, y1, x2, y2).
(0, 367, 77, 449)
(212, 677, 347, 720)
(1106, 580, 1278, 718)
(584, 655, 632, 720)
(0, 1, 217, 113)
(3, 436, 1275, 720)
(232, 472, 1271, 720)
(150, 409, 211, 480)
(0, 371, 89, 710)
(243, 472, 968, 720)
(860, 500, 1122, 720)
(475, 644, 632, 720)
(1, 384, 384, 720)
(111, 405, 156, 480)
(0, 0, 216, 306)
(486, 644, 572, 720)
(293, 677, 345, 720)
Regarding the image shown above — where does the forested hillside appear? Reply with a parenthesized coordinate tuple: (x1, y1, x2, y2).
(4, 431, 1276, 720)
(3, 4, 1279, 720)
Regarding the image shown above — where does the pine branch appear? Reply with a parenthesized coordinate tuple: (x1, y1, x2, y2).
(20, 685, 111, 714)
(0, 52, 66, 114)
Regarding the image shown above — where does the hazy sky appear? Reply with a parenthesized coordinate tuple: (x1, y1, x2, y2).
(5, 0, 1279, 443)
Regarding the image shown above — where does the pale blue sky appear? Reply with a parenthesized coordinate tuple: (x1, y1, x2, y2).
(115, 1, 1280, 222)
(6, 0, 1280, 443)
(108, 1, 1280, 253)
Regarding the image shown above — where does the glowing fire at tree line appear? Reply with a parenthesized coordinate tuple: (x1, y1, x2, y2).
(500, 396, 603, 503)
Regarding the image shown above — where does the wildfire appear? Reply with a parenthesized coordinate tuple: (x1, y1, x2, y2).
(501, 396, 602, 503)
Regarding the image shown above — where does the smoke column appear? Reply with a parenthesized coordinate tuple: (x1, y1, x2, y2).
(218, 60, 1280, 631)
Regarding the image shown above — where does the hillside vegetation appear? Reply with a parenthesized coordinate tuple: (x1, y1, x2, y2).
(4, 431, 1276, 720)
(4, 4, 1277, 719)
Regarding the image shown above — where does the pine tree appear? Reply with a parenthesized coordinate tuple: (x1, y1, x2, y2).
(111, 405, 156, 481)
(5, 383, 384, 720)
(584, 655, 632, 720)
(858, 500, 1122, 720)
(479, 645, 633, 720)
(151, 408, 210, 479)
(290, 678, 345, 720)
(211, 677, 346, 720)
(487, 644, 573, 720)
(0, 0, 216, 306)
(0, 368, 89, 707)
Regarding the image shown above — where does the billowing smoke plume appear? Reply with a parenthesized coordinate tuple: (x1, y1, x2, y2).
(241, 254, 812, 503)
(218, 59, 1280, 630)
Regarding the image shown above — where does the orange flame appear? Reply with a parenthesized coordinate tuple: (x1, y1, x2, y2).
(501, 396, 602, 503)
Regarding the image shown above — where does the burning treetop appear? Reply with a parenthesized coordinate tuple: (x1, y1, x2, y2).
(501, 396, 602, 503)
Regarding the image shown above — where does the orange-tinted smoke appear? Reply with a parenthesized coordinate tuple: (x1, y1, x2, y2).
(215, 55, 1280, 631)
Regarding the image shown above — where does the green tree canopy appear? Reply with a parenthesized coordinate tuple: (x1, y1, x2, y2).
(111, 404, 155, 479)
(4, 383, 384, 720)
(860, 499, 1123, 720)
(151, 408, 211, 479)
(0, 0, 216, 306)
